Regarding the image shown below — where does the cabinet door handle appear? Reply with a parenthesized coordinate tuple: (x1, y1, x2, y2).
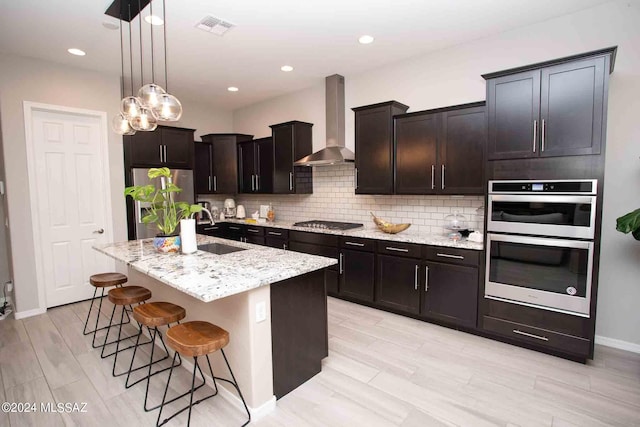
(513, 329, 549, 342)
(229, 226, 241, 230)
(431, 165, 435, 190)
(251, 175, 255, 191)
(441, 165, 445, 190)
(541, 119, 546, 152)
(208, 176, 212, 191)
(289, 172, 293, 191)
(213, 175, 217, 192)
(339, 253, 344, 274)
(159, 145, 164, 162)
(414, 265, 419, 290)
(164, 145, 167, 162)
(344, 241, 365, 247)
(283, 243, 287, 250)
(355, 168, 358, 189)
(425, 266, 429, 292)
(532, 120, 538, 153)
(247, 228, 259, 233)
(268, 231, 282, 236)
(436, 253, 464, 260)
(386, 246, 409, 253)
(256, 175, 260, 191)
(203, 226, 218, 231)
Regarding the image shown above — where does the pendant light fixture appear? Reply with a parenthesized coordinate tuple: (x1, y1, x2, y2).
(110, 0, 182, 134)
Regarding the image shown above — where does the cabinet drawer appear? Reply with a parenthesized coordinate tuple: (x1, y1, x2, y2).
(424, 247, 480, 266)
(265, 228, 289, 239)
(244, 226, 265, 236)
(290, 231, 339, 246)
(482, 316, 590, 356)
(377, 241, 422, 258)
(340, 236, 375, 252)
(197, 224, 224, 237)
(289, 241, 339, 271)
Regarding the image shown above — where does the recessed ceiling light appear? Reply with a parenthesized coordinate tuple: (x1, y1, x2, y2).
(102, 21, 119, 30)
(358, 35, 374, 44)
(281, 65, 294, 72)
(227, 86, 239, 92)
(68, 48, 86, 56)
(144, 15, 164, 26)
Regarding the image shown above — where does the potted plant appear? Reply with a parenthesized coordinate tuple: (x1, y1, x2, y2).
(124, 167, 202, 252)
(616, 208, 640, 241)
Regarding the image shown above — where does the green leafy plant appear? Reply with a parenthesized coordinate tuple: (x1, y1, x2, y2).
(124, 167, 202, 236)
(616, 208, 640, 241)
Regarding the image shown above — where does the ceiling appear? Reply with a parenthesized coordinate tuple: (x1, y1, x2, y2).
(0, 0, 611, 111)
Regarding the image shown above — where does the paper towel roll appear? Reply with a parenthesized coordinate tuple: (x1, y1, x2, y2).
(180, 219, 198, 254)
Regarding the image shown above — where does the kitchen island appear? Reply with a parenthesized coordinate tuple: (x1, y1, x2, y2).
(94, 235, 337, 416)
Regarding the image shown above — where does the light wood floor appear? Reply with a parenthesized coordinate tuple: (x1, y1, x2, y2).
(1, 296, 639, 427)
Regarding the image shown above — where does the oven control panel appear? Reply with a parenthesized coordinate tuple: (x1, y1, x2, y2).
(489, 180, 596, 194)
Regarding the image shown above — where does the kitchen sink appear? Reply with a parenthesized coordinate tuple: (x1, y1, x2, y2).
(198, 243, 247, 255)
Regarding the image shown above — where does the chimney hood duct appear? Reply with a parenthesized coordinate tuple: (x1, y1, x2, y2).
(294, 74, 354, 166)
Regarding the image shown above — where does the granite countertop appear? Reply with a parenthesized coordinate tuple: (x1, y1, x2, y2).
(94, 235, 337, 303)
(213, 219, 485, 251)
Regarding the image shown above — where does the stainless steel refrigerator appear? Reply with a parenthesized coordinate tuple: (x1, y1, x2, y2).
(131, 168, 195, 239)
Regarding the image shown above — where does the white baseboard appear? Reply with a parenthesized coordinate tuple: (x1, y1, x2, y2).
(14, 307, 46, 319)
(595, 335, 640, 354)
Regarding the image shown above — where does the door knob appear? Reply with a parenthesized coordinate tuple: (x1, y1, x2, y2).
(93, 228, 104, 234)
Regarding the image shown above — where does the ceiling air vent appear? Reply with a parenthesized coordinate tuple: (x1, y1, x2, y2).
(196, 15, 235, 36)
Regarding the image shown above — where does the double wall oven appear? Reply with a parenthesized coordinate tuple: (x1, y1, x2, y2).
(485, 180, 597, 317)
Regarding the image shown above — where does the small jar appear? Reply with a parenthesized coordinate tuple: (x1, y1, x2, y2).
(267, 203, 275, 222)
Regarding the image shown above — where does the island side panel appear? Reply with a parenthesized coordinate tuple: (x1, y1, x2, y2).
(126, 268, 274, 410)
(270, 268, 328, 399)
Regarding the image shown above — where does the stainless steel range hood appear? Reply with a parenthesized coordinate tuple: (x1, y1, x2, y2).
(294, 74, 354, 166)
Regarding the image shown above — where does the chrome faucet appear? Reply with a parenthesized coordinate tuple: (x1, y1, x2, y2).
(193, 207, 215, 225)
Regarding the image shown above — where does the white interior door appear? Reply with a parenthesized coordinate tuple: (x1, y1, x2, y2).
(28, 106, 114, 307)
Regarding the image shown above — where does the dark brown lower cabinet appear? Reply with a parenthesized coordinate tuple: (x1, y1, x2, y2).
(339, 248, 374, 302)
(265, 237, 288, 250)
(421, 261, 478, 328)
(245, 235, 265, 245)
(375, 254, 421, 314)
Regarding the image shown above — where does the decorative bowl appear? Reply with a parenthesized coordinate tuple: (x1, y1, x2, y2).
(376, 223, 411, 234)
(153, 235, 181, 253)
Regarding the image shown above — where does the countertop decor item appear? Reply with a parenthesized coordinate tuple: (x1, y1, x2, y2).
(616, 208, 640, 241)
(124, 167, 202, 252)
(370, 212, 411, 234)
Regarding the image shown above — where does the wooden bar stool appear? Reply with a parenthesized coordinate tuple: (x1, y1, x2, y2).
(100, 285, 153, 376)
(84, 272, 131, 348)
(156, 321, 251, 427)
(126, 302, 198, 412)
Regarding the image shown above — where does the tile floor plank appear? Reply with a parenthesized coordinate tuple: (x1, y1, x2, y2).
(0, 340, 44, 392)
(5, 376, 64, 427)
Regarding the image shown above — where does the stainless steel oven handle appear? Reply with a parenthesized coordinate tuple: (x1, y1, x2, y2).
(513, 329, 549, 342)
(488, 194, 596, 204)
(436, 253, 464, 260)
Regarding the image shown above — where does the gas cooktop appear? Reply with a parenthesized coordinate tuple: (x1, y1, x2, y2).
(292, 220, 364, 231)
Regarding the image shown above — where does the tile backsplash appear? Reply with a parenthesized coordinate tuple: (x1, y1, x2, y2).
(199, 164, 484, 235)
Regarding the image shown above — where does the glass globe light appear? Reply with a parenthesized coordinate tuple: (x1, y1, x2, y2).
(152, 93, 182, 121)
(137, 83, 166, 109)
(121, 96, 143, 120)
(129, 106, 158, 131)
(112, 112, 136, 135)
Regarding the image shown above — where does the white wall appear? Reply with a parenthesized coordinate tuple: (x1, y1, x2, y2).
(232, 0, 640, 347)
(0, 53, 233, 313)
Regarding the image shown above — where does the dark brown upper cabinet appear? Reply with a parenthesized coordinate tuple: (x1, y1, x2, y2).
(195, 134, 253, 195)
(238, 137, 273, 194)
(484, 47, 616, 160)
(124, 125, 195, 169)
(270, 121, 313, 194)
(353, 101, 409, 195)
(394, 102, 486, 195)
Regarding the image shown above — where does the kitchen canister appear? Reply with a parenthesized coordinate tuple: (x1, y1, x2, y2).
(180, 219, 198, 254)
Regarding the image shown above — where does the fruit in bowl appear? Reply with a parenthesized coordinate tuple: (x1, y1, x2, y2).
(371, 212, 411, 234)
